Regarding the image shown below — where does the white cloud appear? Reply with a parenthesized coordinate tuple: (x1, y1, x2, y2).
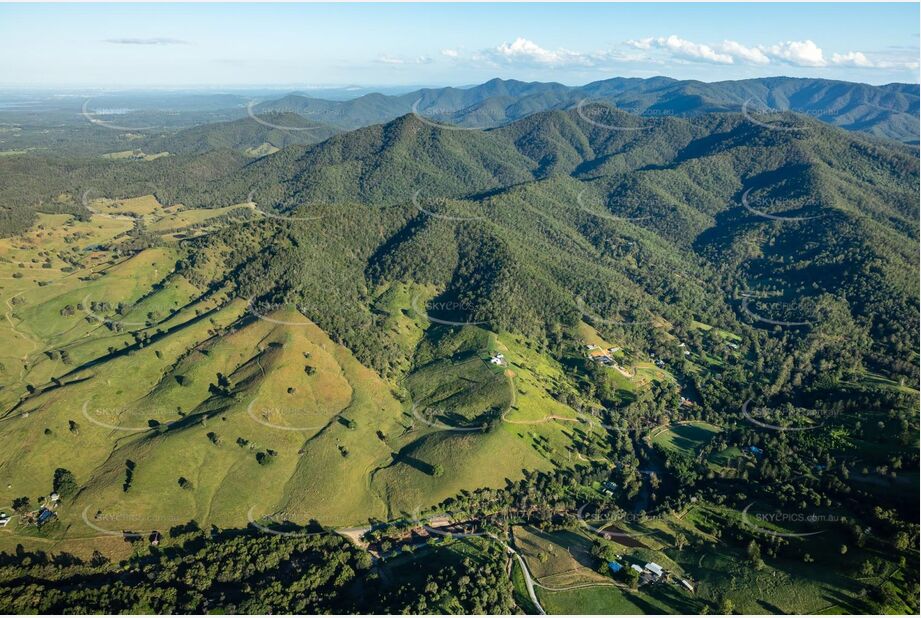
(429, 35, 915, 74)
(626, 37, 654, 50)
(762, 40, 827, 67)
(657, 35, 734, 64)
(631, 36, 832, 67)
(490, 37, 591, 66)
(831, 51, 874, 68)
(105, 37, 189, 46)
(627, 36, 734, 64)
(376, 55, 432, 65)
(720, 40, 770, 65)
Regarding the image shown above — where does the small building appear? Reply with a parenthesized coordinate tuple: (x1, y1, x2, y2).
(608, 561, 623, 574)
(36, 508, 55, 527)
(586, 344, 598, 350)
(603, 481, 618, 492)
(630, 564, 644, 574)
(746, 446, 764, 457)
(49, 492, 60, 503)
(489, 353, 505, 365)
(645, 562, 664, 578)
(679, 578, 695, 592)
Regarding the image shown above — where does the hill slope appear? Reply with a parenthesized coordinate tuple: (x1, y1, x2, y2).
(256, 76, 920, 142)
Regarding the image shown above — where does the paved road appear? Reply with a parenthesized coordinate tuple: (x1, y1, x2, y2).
(498, 536, 545, 615)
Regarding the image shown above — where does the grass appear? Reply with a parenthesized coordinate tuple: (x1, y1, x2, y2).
(101, 150, 170, 161)
(539, 584, 689, 615)
(513, 525, 609, 587)
(650, 421, 722, 456)
(510, 524, 704, 614)
(690, 319, 741, 342)
(851, 370, 919, 395)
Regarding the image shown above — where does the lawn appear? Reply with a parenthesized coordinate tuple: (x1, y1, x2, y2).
(650, 421, 722, 456)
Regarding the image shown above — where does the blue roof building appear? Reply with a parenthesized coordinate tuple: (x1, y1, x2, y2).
(36, 508, 55, 526)
(608, 561, 623, 574)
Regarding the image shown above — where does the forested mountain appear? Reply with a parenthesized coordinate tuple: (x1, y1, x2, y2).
(142, 112, 339, 156)
(256, 76, 920, 142)
(152, 106, 918, 392)
(0, 95, 917, 615)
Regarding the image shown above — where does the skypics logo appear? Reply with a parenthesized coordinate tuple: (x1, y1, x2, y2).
(410, 99, 490, 132)
(246, 100, 323, 133)
(81, 506, 183, 538)
(81, 99, 153, 132)
(81, 294, 178, 329)
(739, 292, 811, 328)
(575, 296, 656, 327)
(575, 189, 649, 222)
(246, 190, 328, 223)
(410, 294, 487, 327)
(741, 99, 896, 133)
(247, 506, 329, 537)
(246, 298, 315, 327)
(411, 190, 486, 222)
(410, 403, 487, 433)
(404, 503, 667, 543)
(246, 400, 330, 432)
(81, 401, 181, 432)
(742, 398, 838, 432)
(739, 188, 824, 223)
(575, 99, 653, 132)
(740, 98, 808, 133)
(576, 503, 665, 541)
(741, 502, 844, 538)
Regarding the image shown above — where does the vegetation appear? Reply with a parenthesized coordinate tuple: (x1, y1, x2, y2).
(0, 84, 916, 614)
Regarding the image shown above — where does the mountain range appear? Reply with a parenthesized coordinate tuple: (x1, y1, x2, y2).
(256, 75, 921, 143)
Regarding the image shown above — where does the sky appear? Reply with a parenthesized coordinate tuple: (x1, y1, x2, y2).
(0, 3, 918, 89)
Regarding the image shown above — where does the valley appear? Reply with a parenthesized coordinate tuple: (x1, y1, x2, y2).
(0, 77, 917, 615)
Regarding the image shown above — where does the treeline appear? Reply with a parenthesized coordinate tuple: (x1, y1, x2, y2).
(0, 523, 517, 614)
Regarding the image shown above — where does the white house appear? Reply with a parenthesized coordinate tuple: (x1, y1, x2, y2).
(645, 562, 664, 578)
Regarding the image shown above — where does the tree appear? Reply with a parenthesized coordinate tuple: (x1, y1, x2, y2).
(675, 532, 688, 550)
(746, 540, 761, 564)
(52, 468, 77, 498)
(12, 497, 30, 513)
(625, 568, 640, 590)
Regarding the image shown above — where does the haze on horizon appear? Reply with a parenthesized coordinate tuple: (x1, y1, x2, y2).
(0, 3, 918, 89)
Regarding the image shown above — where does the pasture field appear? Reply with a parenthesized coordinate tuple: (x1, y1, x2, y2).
(0, 207, 618, 547)
(513, 525, 611, 588)
(650, 420, 722, 456)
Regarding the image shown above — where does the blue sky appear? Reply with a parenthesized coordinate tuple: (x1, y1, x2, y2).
(0, 3, 918, 88)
